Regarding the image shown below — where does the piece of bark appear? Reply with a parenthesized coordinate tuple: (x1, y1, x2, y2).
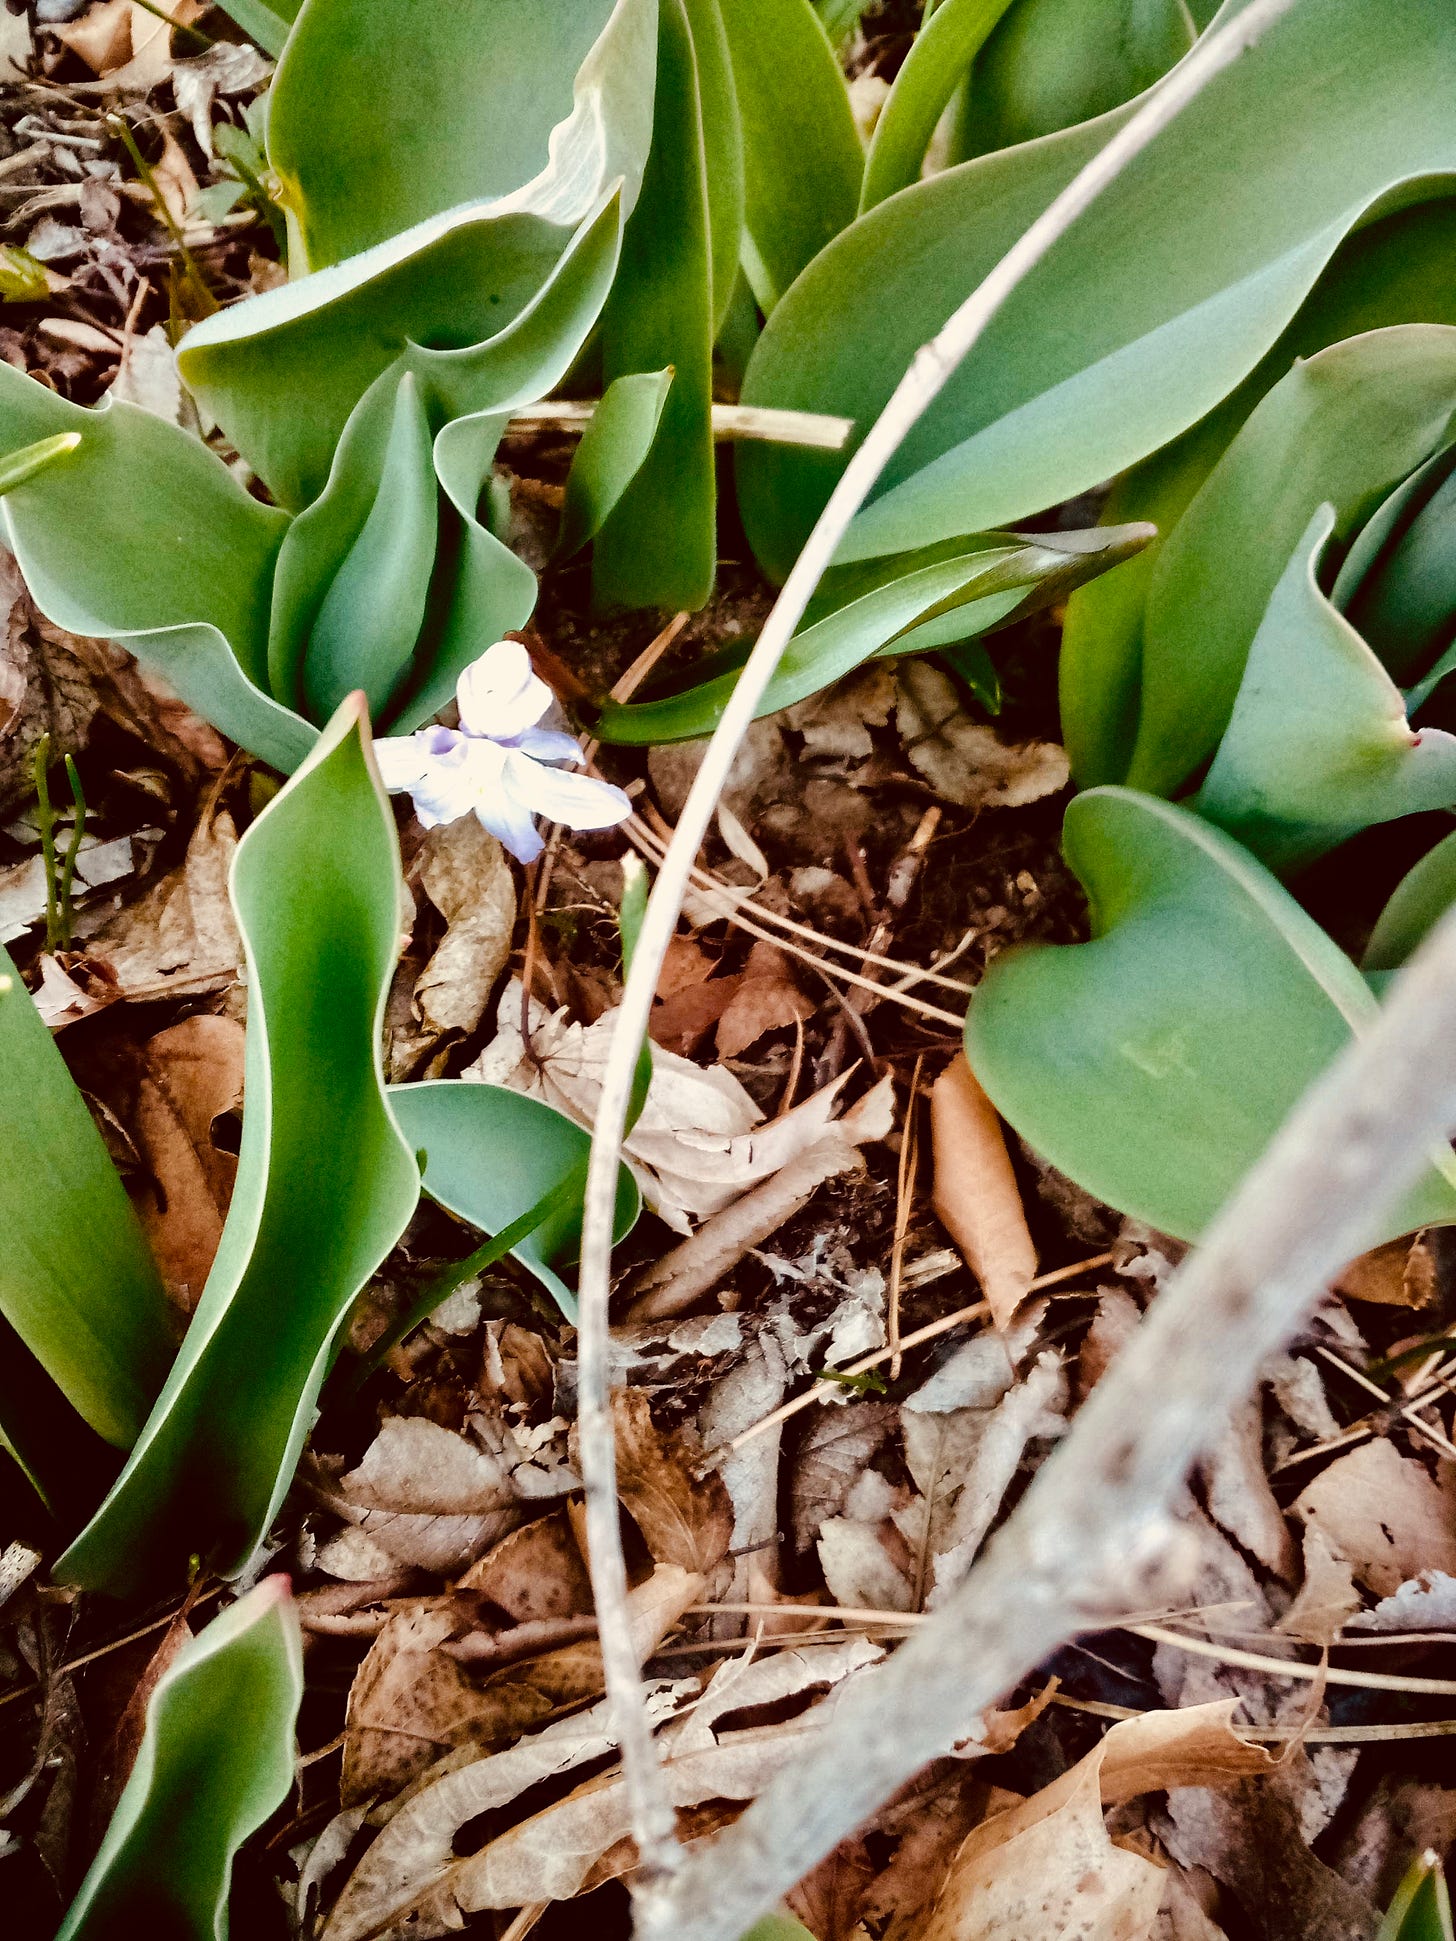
(931, 1054, 1037, 1330)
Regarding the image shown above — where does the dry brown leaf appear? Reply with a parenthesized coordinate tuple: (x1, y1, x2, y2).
(1290, 1437, 1456, 1596)
(335, 1417, 520, 1575)
(1277, 1527, 1362, 1646)
(130, 1014, 243, 1309)
(649, 970, 742, 1057)
(470, 981, 887, 1230)
(341, 1603, 531, 1806)
(896, 662, 1070, 810)
(88, 792, 242, 1001)
(0, 552, 102, 816)
(88, 1610, 191, 1836)
(918, 1704, 1275, 1941)
(818, 1468, 917, 1612)
(715, 941, 815, 1060)
(107, 323, 184, 425)
(323, 1687, 690, 1941)
(457, 1510, 592, 1622)
(931, 1054, 1037, 1331)
(389, 818, 515, 1080)
(1334, 1234, 1439, 1309)
(604, 1389, 734, 1574)
(55, 0, 133, 73)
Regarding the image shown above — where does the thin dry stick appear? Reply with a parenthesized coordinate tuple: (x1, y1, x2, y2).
(644, 888, 1456, 1941)
(887, 1054, 926, 1378)
(574, 0, 1305, 1906)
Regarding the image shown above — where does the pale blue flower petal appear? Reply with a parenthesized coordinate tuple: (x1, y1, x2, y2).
(503, 749, 632, 830)
(456, 639, 553, 743)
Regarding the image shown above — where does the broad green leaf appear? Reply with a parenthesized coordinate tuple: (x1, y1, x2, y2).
(815, 0, 873, 47)
(860, 0, 1019, 213)
(300, 371, 438, 722)
(736, 0, 1456, 583)
(965, 788, 1456, 1245)
(1195, 508, 1456, 871)
(210, 0, 299, 58)
(596, 524, 1149, 743)
(717, 0, 863, 312)
(682, 0, 747, 330)
(1061, 192, 1456, 788)
(389, 1082, 642, 1320)
(1128, 326, 1456, 796)
(950, 0, 1193, 163)
(1379, 1854, 1455, 1941)
(1364, 825, 1456, 972)
(0, 365, 307, 771)
(56, 702, 420, 1595)
(0, 946, 170, 1452)
(1345, 461, 1456, 684)
(555, 368, 674, 560)
(57, 1577, 302, 1941)
(269, 0, 653, 271)
(179, 186, 625, 513)
(595, 0, 717, 612)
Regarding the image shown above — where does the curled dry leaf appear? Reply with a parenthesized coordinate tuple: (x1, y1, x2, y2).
(470, 981, 888, 1230)
(1290, 1437, 1456, 1597)
(1278, 1527, 1362, 1647)
(335, 1416, 520, 1576)
(130, 1013, 244, 1310)
(931, 1053, 1037, 1331)
(388, 817, 515, 1081)
(917, 1704, 1276, 1941)
(896, 662, 1069, 811)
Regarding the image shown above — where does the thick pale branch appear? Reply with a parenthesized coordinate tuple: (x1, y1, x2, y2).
(642, 900, 1456, 1941)
(570, 0, 1304, 1897)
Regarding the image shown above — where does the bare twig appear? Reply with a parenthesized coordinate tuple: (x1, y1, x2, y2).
(507, 401, 854, 449)
(573, 0, 1305, 1911)
(645, 894, 1456, 1941)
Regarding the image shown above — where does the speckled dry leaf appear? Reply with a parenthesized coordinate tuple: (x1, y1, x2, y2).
(1334, 1234, 1439, 1308)
(1291, 1437, 1456, 1596)
(342, 1603, 541, 1806)
(791, 1401, 896, 1552)
(896, 662, 1069, 810)
(931, 1054, 1036, 1330)
(131, 1013, 243, 1309)
(919, 1704, 1274, 1941)
(457, 1510, 592, 1623)
(389, 816, 515, 1080)
(602, 1388, 733, 1574)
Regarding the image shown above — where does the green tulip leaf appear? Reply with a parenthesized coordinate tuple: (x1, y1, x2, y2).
(1060, 193, 1456, 787)
(56, 701, 420, 1596)
(1195, 506, 1456, 871)
(301, 370, 438, 722)
(0, 365, 310, 771)
(860, 0, 1019, 214)
(682, 0, 747, 330)
(717, 0, 863, 312)
(212, 0, 299, 57)
(596, 523, 1149, 744)
(269, 0, 656, 271)
(180, 183, 626, 514)
(555, 368, 674, 561)
(1363, 825, 1456, 973)
(736, 0, 1456, 583)
(1129, 326, 1456, 796)
(1379, 1854, 1455, 1941)
(388, 1081, 642, 1321)
(965, 788, 1456, 1245)
(57, 1577, 303, 1941)
(595, 0, 717, 612)
(1344, 458, 1456, 685)
(0, 946, 170, 1455)
(950, 0, 1194, 164)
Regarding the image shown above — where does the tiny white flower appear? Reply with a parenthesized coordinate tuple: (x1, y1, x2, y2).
(373, 640, 630, 864)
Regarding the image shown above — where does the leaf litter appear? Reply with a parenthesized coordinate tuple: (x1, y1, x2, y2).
(2, 15, 1456, 1941)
